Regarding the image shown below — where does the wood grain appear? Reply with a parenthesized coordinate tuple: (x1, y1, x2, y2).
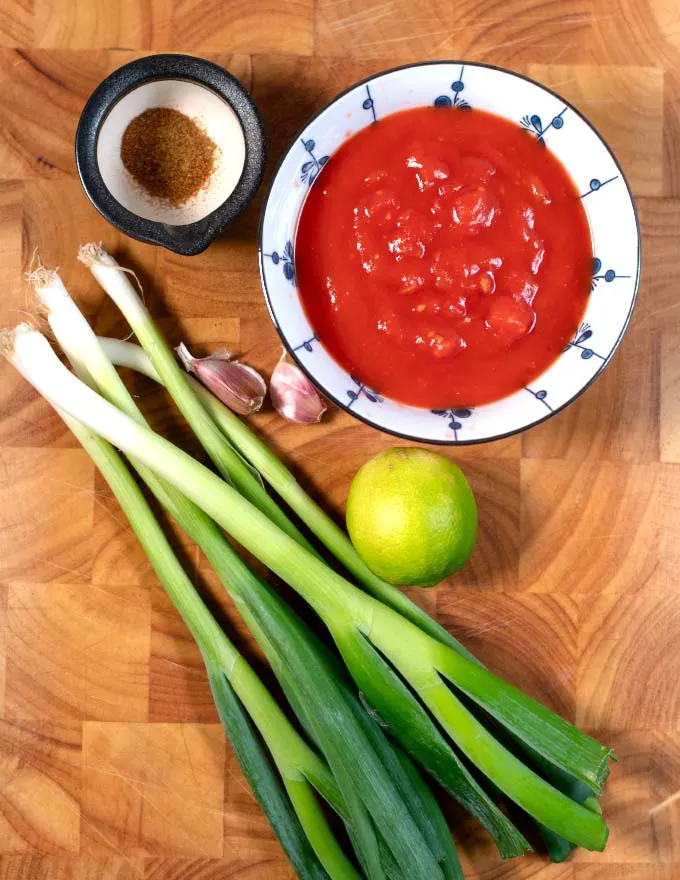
(81, 724, 225, 858)
(4, 582, 150, 721)
(0, 0, 679, 877)
(0, 721, 81, 854)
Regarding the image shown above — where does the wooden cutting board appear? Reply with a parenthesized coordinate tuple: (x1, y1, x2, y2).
(0, 2, 678, 878)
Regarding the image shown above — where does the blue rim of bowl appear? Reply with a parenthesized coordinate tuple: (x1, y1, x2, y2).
(258, 60, 642, 445)
(76, 53, 267, 257)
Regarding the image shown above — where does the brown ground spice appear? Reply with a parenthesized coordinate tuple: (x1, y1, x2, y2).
(121, 107, 217, 205)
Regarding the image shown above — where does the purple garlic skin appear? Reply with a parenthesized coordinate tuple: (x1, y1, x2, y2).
(270, 355, 327, 424)
(176, 342, 266, 416)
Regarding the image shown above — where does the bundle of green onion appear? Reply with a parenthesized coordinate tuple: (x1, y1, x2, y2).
(2, 245, 613, 879)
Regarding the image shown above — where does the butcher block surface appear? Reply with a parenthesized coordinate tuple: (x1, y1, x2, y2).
(0, 1, 679, 878)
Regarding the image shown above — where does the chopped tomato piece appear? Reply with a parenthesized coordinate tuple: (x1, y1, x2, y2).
(451, 187, 499, 233)
(415, 330, 466, 358)
(486, 296, 536, 346)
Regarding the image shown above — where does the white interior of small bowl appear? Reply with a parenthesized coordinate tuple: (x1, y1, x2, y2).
(97, 79, 246, 225)
(260, 63, 640, 444)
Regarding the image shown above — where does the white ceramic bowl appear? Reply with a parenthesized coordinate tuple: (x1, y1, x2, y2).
(259, 62, 640, 444)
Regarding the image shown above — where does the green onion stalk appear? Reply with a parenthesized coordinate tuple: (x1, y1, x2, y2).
(74, 250, 540, 857)
(4, 322, 613, 854)
(74, 246, 615, 844)
(30, 271, 464, 880)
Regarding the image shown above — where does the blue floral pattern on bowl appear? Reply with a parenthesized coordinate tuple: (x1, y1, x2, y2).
(362, 85, 377, 122)
(260, 62, 640, 444)
(591, 257, 631, 290)
(520, 107, 567, 144)
(292, 333, 318, 353)
(434, 66, 471, 109)
(524, 387, 552, 412)
(565, 323, 605, 361)
(432, 408, 474, 441)
(263, 240, 294, 281)
(347, 376, 384, 408)
(300, 139, 329, 186)
(581, 176, 618, 198)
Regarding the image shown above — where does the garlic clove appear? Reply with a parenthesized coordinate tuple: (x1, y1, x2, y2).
(270, 354, 327, 424)
(176, 342, 266, 416)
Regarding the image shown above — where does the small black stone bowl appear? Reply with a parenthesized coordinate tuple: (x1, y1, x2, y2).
(76, 54, 266, 256)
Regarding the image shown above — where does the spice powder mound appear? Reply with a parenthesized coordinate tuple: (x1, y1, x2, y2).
(121, 107, 218, 206)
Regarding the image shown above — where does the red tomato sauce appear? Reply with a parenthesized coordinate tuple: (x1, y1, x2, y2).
(294, 106, 593, 409)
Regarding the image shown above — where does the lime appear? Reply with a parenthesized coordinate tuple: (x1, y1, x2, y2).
(346, 447, 477, 587)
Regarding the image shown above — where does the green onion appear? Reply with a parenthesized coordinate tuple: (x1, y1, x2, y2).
(4, 324, 611, 852)
(31, 272, 459, 880)
(79, 250, 612, 812)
